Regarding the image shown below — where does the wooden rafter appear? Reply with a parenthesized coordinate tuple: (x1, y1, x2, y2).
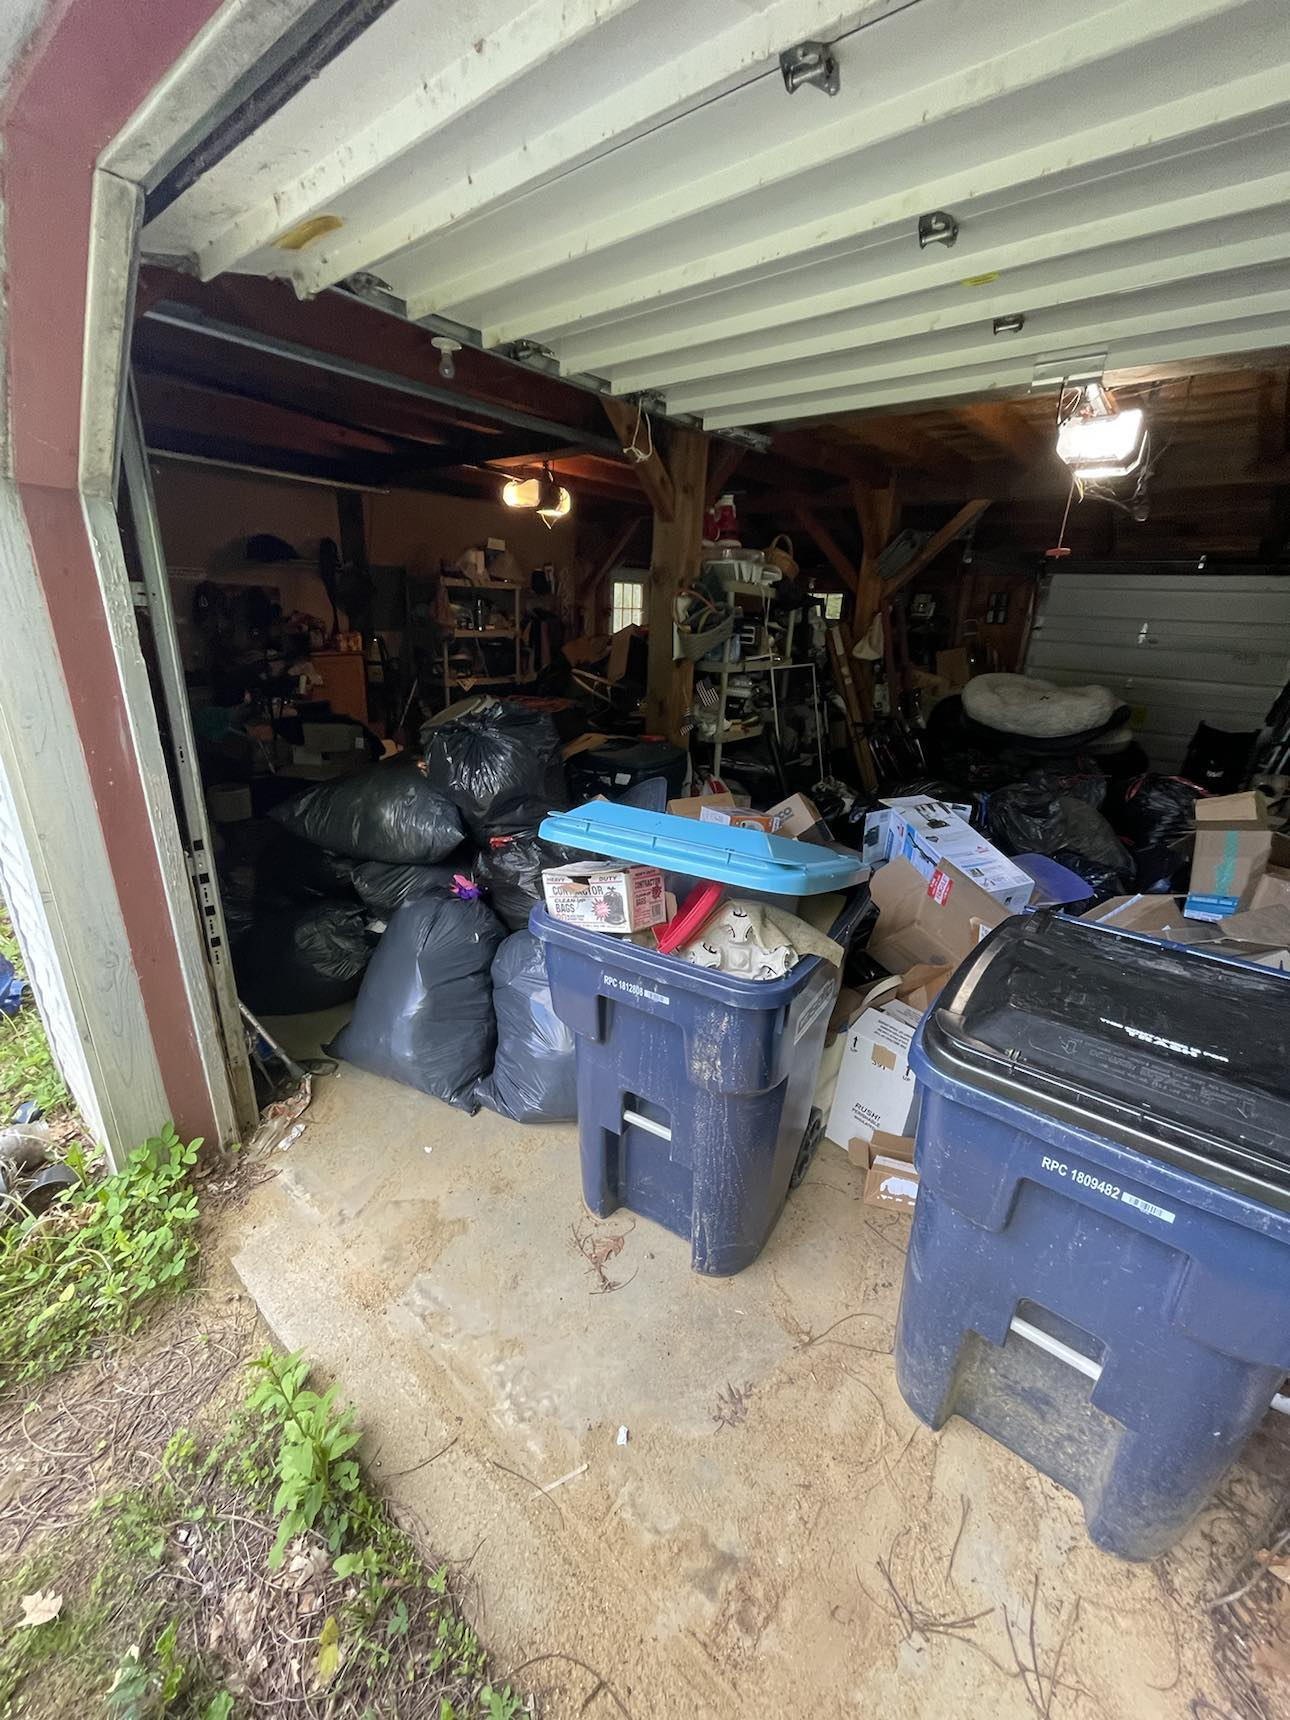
(842, 417, 971, 485)
(602, 394, 676, 522)
(579, 514, 644, 599)
(705, 439, 747, 507)
(954, 401, 1052, 468)
(792, 503, 856, 591)
(882, 499, 991, 600)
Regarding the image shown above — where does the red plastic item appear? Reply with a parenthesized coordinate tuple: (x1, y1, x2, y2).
(655, 881, 724, 955)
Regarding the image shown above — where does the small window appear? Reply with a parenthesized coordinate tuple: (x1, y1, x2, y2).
(611, 576, 645, 632)
(823, 592, 845, 621)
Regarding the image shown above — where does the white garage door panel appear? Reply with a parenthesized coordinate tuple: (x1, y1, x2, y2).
(1026, 571, 1290, 771)
(1033, 615, 1282, 657)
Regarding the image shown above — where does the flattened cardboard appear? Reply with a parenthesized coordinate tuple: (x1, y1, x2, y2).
(825, 1000, 920, 1149)
(869, 857, 1011, 973)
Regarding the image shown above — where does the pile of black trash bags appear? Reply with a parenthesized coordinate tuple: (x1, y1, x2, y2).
(863, 766, 1207, 907)
(224, 702, 580, 1123)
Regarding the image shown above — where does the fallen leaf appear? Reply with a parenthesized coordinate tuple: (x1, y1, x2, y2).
(1266, 1554, 1290, 1586)
(587, 1234, 625, 1267)
(315, 1615, 340, 1687)
(17, 1591, 63, 1628)
(221, 1585, 260, 1649)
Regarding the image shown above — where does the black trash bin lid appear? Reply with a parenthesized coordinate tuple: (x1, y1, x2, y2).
(922, 913, 1290, 1212)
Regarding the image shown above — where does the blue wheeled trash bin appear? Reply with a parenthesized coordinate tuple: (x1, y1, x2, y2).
(531, 801, 869, 1276)
(894, 910, 1290, 1560)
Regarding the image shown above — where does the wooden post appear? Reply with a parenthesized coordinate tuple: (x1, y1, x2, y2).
(645, 426, 707, 741)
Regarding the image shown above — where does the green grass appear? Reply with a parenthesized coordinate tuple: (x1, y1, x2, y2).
(0, 1357, 523, 1719)
(0, 912, 71, 1122)
(0, 1126, 202, 1394)
(0, 1489, 237, 1719)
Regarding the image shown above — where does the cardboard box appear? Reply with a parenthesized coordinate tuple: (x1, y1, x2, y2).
(862, 795, 976, 867)
(300, 721, 365, 753)
(667, 790, 735, 820)
(935, 647, 972, 692)
(765, 793, 832, 843)
(699, 804, 783, 833)
(863, 1153, 920, 1211)
(1184, 791, 1273, 920)
(847, 1128, 916, 1172)
(889, 801, 1032, 911)
(868, 857, 1012, 973)
(825, 1000, 921, 1148)
(541, 862, 667, 932)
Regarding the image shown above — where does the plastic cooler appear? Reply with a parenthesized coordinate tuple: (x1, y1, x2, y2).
(532, 802, 869, 1276)
(895, 911, 1290, 1559)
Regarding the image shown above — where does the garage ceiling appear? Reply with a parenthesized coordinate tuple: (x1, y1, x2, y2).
(141, 0, 1290, 430)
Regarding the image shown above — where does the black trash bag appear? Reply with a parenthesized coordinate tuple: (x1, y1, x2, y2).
(474, 932, 578, 1123)
(1050, 847, 1125, 908)
(231, 901, 377, 1015)
(475, 833, 582, 931)
(328, 896, 505, 1111)
(1181, 722, 1258, 794)
(352, 859, 464, 914)
(986, 774, 1131, 885)
(256, 828, 358, 901)
(1105, 773, 1206, 893)
(269, 760, 463, 864)
(423, 702, 568, 842)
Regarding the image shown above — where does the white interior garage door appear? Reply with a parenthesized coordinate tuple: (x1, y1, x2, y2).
(1025, 570, 1290, 772)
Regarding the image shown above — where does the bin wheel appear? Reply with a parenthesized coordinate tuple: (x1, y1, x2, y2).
(790, 1107, 825, 1190)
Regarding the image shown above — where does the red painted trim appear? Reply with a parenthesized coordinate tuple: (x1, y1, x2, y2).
(4, 0, 225, 1142)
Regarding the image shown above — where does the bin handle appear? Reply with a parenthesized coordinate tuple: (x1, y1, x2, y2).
(1008, 1316, 1290, 1418)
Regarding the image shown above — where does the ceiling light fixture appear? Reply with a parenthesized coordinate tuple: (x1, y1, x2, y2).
(1056, 382, 1147, 482)
(501, 464, 572, 524)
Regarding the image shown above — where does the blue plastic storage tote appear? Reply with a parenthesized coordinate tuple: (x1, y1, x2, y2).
(531, 889, 866, 1275)
(895, 911, 1290, 1560)
(540, 800, 867, 896)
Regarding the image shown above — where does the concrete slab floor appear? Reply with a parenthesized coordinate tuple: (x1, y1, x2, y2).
(232, 1063, 1290, 1719)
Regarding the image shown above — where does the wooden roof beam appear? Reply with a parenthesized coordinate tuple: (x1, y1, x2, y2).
(601, 395, 676, 522)
(883, 499, 992, 600)
(954, 401, 1055, 469)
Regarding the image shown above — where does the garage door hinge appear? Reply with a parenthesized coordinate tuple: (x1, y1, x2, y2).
(780, 40, 840, 97)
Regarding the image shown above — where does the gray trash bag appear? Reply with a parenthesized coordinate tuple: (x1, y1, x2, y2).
(328, 895, 505, 1111)
(352, 860, 464, 914)
(269, 760, 463, 864)
(474, 932, 578, 1124)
